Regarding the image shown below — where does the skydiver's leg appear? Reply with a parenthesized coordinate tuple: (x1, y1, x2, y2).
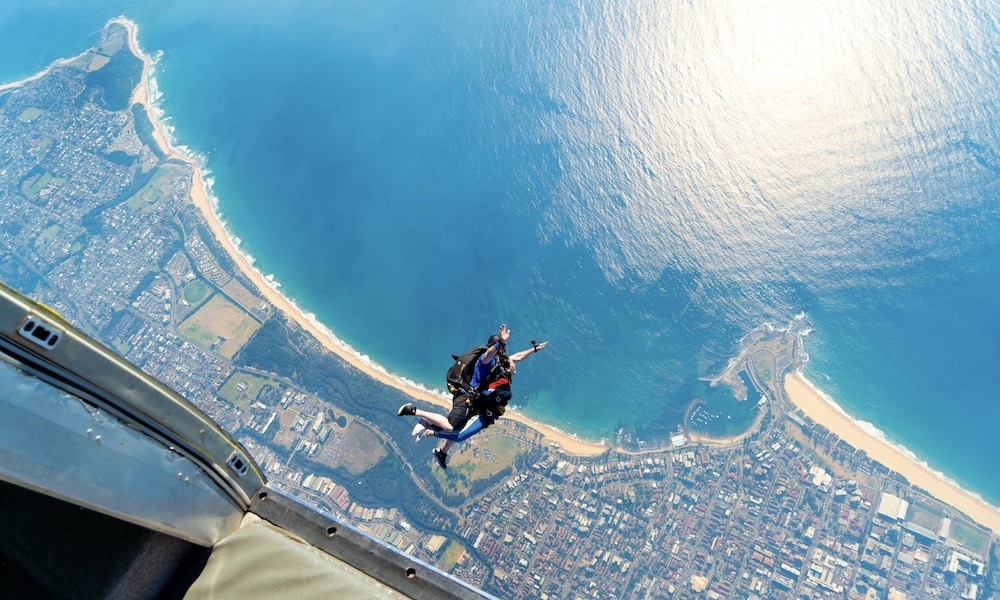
(414, 408, 452, 432)
(429, 396, 478, 468)
(433, 415, 485, 466)
(433, 415, 486, 443)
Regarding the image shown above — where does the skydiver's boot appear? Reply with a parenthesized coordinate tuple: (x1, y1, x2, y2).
(397, 403, 416, 416)
(432, 448, 448, 469)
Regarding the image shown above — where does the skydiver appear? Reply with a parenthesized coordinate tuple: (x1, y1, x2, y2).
(397, 325, 547, 469)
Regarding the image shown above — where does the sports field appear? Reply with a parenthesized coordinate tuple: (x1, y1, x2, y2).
(178, 293, 260, 358)
(218, 371, 274, 411)
(181, 279, 211, 305)
(432, 434, 525, 497)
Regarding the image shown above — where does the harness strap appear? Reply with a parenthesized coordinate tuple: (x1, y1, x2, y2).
(487, 377, 510, 390)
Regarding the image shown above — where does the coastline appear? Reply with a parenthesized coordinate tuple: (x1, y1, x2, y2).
(686, 411, 765, 448)
(784, 371, 1000, 535)
(115, 17, 608, 458)
(0, 50, 90, 93)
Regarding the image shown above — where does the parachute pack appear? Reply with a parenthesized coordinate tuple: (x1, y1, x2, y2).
(445, 345, 513, 425)
(445, 345, 488, 397)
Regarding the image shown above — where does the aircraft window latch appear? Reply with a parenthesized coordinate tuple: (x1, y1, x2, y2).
(227, 451, 249, 477)
(18, 315, 62, 350)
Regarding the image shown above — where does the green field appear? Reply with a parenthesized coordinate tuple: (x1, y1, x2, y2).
(907, 503, 942, 532)
(111, 338, 130, 355)
(338, 422, 387, 476)
(28, 172, 52, 198)
(222, 278, 265, 313)
(178, 321, 216, 347)
(182, 280, 212, 305)
(22, 171, 65, 200)
(440, 540, 466, 570)
(177, 294, 260, 358)
(18, 107, 43, 122)
(34, 223, 61, 249)
(126, 167, 172, 211)
(949, 519, 990, 556)
(272, 407, 302, 449)
(31, 137, 54, 156)
(218, 372, 274, 411)
(433, 434, 524, 496)
(88, 54, 110, 72)
(751, 351, 775, 390)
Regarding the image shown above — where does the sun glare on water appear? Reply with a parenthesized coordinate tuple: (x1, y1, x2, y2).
(541, 0, 971, 284)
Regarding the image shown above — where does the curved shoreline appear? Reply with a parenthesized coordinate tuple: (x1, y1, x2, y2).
(0, 50, 90, 93)
(122, 12, 1000, 529)
(114, 17, 609, 458)
(784, 370, 1000, 535)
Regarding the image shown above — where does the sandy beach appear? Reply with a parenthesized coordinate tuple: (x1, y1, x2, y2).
(114, 18, 608, 458)
(0, 71, 49, 93)
(784, 371, 1000, 535)
(0, 50, 90, 93)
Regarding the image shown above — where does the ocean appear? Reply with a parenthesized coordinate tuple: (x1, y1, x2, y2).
(2, 0, 999, 504)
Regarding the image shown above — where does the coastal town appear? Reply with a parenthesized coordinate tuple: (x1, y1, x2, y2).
(0, 20, 997, 598)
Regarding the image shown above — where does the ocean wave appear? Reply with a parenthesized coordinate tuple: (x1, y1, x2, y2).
(399, 376, 446, 398)
(146, 68, 162, 101)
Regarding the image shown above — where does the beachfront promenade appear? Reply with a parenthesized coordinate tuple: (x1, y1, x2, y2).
(0, 19, 997, 597)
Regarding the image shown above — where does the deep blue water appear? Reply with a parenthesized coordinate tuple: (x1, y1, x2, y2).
(2, 1, 1000, 504)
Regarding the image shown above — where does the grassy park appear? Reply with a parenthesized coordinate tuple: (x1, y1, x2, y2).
(17, 107, 43, 122)
(181, 279, 211, 305)
(950, 519, 991, 556)
(125, 167, 175, 211)
(218, 371, 274, 411)
(178, 293, 260, 358)
(440, 540, 467, 571)
(432, 434, 524, 497)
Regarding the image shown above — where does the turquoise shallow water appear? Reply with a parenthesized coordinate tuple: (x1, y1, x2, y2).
(2, 0, 1000, 504)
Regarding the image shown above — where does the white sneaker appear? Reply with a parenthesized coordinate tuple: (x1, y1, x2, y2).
(411, 422, 427, 442)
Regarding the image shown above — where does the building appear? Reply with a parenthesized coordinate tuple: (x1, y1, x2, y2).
(876, 493, 908, 522)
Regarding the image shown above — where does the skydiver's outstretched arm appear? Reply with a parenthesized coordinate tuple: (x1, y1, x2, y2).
(509, 340, 548, 364)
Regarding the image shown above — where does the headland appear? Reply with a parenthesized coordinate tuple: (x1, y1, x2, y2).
(682, 320, 1000, 535)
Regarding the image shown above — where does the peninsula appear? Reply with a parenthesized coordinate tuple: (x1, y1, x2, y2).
(689, 321, 1000, 535)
